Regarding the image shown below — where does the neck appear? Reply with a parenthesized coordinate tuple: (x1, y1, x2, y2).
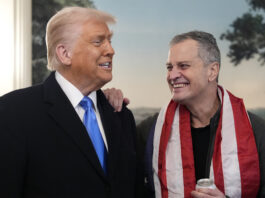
(57, 70, 100, 96)
(186, 87, 220, 128)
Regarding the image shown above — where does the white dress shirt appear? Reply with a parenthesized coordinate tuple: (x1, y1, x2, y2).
(55, 72, 108, 150)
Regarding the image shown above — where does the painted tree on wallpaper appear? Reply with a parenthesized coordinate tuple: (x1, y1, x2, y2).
(32, 0, 94, 84)
(221, 0, 265, 66)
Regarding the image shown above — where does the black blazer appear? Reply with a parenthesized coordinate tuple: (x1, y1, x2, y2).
(0, 73, 139, 198)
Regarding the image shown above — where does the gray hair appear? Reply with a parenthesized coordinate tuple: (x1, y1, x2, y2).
(170, 31, 221, 67)
(46, 7, 116, 70)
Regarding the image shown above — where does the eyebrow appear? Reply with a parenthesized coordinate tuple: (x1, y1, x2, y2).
(107, 32, 114, 41)
(92, 32, 113, 40)
(166, 61, 191, 65)
(178, 61, 191, 64)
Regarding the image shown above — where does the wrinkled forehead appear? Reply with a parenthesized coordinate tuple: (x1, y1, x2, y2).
(167, 39, 200, 61)
(80, 19, 113, 37)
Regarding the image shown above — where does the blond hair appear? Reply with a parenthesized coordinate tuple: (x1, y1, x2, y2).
(46, 7, 116, 70)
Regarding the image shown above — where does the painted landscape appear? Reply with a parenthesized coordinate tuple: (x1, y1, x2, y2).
(132, 107, 265, 126)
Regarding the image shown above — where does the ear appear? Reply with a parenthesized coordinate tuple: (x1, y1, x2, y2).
(208, 62, 219, 82)
(55, 44, 72, 66)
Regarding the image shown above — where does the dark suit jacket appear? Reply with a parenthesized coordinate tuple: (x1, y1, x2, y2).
(0, 72, 139, 198)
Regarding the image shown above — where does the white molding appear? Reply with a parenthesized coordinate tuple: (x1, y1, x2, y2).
(0, 0, 15, 95)
(13, 0, 32, 89)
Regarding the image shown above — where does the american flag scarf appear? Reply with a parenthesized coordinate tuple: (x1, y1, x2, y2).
(153, 86, 260, 198)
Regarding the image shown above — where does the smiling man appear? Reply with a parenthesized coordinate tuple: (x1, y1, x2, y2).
(0, 7, 139, 198)
(138, 31, 265, 198)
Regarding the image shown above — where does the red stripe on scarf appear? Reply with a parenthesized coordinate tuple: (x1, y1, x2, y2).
(179, 105, 196, 197)
(228, 91, 260, 197)
(158, 100, 178, 198)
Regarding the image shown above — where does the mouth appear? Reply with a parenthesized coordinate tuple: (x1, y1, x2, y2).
(169, 80, 190, 90)
(172, 83, 189, 88)
(98, 62, 112, 69)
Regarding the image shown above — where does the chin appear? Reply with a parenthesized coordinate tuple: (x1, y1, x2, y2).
(99, 75, 112, 86)
(172, 98, 181, 103)
(172, 95, 186, 104)
(105, 75, 112, 83)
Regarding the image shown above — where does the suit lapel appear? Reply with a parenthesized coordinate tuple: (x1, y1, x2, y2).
(43, 73, 106, 181)
(97, 90, 121, 179)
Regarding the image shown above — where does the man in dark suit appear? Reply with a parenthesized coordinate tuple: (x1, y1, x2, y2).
(0, 7, 140, 198)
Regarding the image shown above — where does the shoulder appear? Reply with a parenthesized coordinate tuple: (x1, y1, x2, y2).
(118, 105, 136, 129)
(0, 85, 44, 128)
(0, 84, 43, 109)
(248, 111, 265, 151)
(97, 89, 135, 119)
(0, 85, 44, 137)
(248, 111, 265, 125)
(248, 111, 265, 136)
(248, 113, 265, 197)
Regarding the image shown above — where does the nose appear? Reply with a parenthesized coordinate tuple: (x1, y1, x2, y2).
(104, 41, 115, 57)
(167, 66, 182, 81)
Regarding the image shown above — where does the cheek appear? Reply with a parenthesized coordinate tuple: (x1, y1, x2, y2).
(89, 47, 103, 60)
(80, 51, 100, 69)
(192, 73, 208, 90)
(80, 47, 102, 63)
(79, 55, 90, 66)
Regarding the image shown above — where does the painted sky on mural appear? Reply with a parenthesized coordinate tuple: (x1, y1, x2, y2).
(94, 0, 265, 109)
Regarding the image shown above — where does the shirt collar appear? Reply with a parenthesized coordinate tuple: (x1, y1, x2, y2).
(55, 71, 97, 109)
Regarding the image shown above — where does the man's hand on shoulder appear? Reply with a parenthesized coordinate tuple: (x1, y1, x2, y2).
(103, 88, 130, 112)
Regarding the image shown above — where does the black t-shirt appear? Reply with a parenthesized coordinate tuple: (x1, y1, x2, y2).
(191, 125, 210, 181)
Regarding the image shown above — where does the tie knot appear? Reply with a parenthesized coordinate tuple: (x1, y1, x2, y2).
(80, 96, 93, 110)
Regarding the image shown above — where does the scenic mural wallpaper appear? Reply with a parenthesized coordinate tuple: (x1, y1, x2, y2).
(32, 0, 265, 124)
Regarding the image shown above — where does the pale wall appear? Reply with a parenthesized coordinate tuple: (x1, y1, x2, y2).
(0, 0, 32, 96)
